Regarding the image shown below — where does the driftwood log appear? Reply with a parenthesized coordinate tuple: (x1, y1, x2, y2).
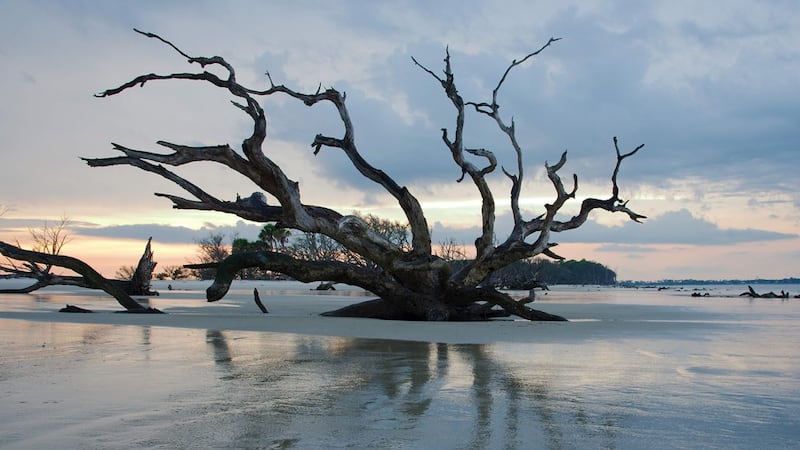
(314, 281, 337, 291)
(739, 285, 790, 299)
(0, 238, 158, 296)
(0, 240, 162, 312)
(59, 304, 93, 313)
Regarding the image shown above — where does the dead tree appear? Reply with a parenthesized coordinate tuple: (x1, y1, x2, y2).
(85, 30, 646, 321)
(0, 241, 160, 312)
(0, 237, 157, 296)
(0, 237, 160, 310)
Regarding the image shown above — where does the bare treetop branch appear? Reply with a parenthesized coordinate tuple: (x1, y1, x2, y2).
(133, 28, 237, 79)
(492, 37, 561, 105)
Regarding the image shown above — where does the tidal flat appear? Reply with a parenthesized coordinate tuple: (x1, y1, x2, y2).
(1, 281, 798, 449)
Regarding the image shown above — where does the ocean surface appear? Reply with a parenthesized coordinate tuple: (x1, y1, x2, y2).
(0, 280, 798, 449)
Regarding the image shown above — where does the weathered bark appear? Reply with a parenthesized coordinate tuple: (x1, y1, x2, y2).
(0, 241, 162, 312)
(126, 237, 158, 295)
(85, 30, 647, 321)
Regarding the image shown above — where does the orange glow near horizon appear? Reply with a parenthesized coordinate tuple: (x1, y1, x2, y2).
(37, 236, 198, 279)
(2, 210, 798, 282)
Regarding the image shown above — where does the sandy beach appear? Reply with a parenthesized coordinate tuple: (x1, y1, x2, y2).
(1, 280, 799, 449)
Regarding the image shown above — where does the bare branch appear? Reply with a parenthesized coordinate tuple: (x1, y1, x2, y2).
(491, 37, 561, 107)
(449, 37, 644, 288)
(463, 38, 561, 245)
(414, 49, 497, 258)
(132, 28, 237, 79)
(612, 136, 645, 199)
(94, 30, 433, 260)
(29, 215, 72, 256)
(549, 138, 647, 231)
(203, 250, 404, 302)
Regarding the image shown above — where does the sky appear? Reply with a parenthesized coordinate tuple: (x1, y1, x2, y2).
(0, 0, 798, 281)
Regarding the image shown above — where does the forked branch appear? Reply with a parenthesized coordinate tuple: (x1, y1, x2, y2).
(413, 50, 497, 258)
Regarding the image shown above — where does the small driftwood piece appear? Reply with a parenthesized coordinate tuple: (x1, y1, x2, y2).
(59, 304, 93, 313)
(314, 281, 337, 291)
(253, 288, 269, 313)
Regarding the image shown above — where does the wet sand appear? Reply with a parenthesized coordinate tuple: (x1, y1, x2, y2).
(1, 280, 799, 448)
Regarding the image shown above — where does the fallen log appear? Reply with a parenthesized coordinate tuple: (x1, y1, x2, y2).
(739, 285, 790, 299)
(0, 241, 162, 312)
(0, 238, 159, 297)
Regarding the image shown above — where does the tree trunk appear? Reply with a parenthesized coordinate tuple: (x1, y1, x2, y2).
(204, 251, 567, 321)
(123, 237, 158, 295)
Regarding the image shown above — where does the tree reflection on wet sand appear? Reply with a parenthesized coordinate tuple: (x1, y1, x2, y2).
(202, 330, 622, 449)
(1, 319, 798, 449)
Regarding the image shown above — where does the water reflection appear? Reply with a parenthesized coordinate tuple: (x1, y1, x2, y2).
(200, 331, 621, 449)
(2, 316, 798, 449)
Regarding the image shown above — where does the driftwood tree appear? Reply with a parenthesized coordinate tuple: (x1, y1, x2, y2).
(86, 30, 646, 321)
(0, 240, 161, 312)
(0, 236, 158, 297)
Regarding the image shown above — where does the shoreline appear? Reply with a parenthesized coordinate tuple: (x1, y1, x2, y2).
(0, 279, 789, 344)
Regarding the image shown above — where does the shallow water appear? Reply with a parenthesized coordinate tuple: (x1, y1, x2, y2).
(0, 281, 799, 449)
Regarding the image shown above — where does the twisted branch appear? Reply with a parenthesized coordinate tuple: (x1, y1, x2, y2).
(413, 50, 497, 258)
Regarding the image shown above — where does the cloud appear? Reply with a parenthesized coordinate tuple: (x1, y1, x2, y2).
(424, 206, 798, 250)
(560, 209, 798, 245)
(429, 222, 482, 248)
(71, 221, 264, 244)
(595, 244, 659, 253)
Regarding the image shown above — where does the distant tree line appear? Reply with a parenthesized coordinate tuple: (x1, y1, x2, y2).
(450, 257, 617, 288)
(185, 215, 616, 287)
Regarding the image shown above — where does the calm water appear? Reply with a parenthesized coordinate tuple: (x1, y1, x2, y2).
(0, 282, 798, 449)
